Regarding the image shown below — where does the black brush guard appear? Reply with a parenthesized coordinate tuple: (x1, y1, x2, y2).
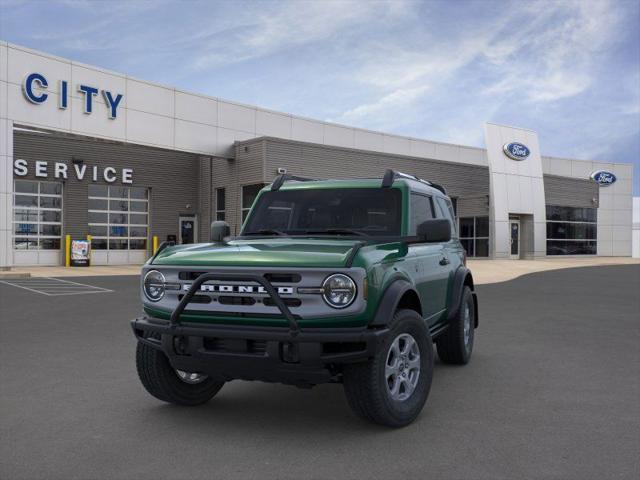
(170, 272, 300, 337)
(132, 271, 390, 385)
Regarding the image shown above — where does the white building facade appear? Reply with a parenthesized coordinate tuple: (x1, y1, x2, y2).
(0, 42, 635, 267)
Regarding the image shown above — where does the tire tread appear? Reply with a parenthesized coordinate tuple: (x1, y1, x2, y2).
(136, 338, 224, 406)
(436, 286, 474, 365)
(343, 309, 433, 427)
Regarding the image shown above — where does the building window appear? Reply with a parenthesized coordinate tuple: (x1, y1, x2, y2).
(215, 188, 226, 221)
(546, 205, 597, 255)
(458, 216, 489, 257)
(242, 183, 265, 223)
(88, 185, 149, 251)
(13, 180, 63, 250)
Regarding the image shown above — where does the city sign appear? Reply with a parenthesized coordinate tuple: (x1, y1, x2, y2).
(23, 72, 124, 119)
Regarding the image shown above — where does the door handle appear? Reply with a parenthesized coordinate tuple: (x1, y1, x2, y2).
(439, 257, 450, 266)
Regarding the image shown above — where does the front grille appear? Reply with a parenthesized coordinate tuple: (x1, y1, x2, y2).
(178, 271, 301, 283)
(218, 296, 256, 306)
(183, 310, 302, 319)
(163, 267, 364, 319)
(264, 273, 301, 283)
(263, 297, 302, 307)
(175, 271, 305, 312)
(177, 294, 212, 304)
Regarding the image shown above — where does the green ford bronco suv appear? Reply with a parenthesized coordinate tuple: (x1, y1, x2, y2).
(131, 170, 478, 427)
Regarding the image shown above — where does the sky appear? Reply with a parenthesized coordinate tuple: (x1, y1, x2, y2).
(1, 0, 639, 193)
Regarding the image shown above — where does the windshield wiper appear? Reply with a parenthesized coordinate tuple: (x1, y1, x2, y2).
(304, 228, 367, 237)
(243, 229, 288, 236)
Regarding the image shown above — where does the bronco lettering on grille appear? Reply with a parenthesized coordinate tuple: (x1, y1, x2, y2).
(182, 284, 294, 295)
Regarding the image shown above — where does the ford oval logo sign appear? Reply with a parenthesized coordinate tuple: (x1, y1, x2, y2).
(590, 170, 617, 186)
(503, 142, 530, 161)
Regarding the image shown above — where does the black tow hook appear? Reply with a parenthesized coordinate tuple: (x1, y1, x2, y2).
(281, 342, 300, 363)
(174, 336, 189, 355)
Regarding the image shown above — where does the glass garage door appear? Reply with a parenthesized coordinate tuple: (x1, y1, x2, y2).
(88, 185, 149, 265)
(546, 206, 597, 255)
(13, 180, 63, 265)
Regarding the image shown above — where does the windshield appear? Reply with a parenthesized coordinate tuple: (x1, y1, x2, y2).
(242, 188, 402, 237)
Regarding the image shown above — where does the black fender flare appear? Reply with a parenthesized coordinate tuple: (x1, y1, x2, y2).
(369, 279, 422, 327)
(447, 267, 479, 327)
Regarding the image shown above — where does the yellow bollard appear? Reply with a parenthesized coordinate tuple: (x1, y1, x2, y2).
(153, 235, 158, 255)
(65, 234, 71, 267)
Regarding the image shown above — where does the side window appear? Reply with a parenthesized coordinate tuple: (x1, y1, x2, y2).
(435, 197, 458, 238)
(409, 193, 434, 234)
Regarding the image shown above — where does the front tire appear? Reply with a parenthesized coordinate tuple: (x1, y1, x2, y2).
(436, 286, 475, 365)
(136, 340, 224, 406)
(343, 309, 434, 427)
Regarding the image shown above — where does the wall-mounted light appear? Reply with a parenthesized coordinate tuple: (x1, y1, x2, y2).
(277, 167, 287, 175)
(72, 157, 84, 165)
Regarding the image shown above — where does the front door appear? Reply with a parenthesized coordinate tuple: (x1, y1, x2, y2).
(510, 220, 520, 259)
(179, 216, 197, 244)
(410, 243, 449, 324)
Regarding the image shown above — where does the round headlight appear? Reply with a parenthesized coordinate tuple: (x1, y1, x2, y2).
(322, 274, 356, 309)
(143, 270, 166, 302)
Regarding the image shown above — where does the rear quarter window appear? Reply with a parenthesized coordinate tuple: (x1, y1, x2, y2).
(435, 196, 458, 238)
(409, 193, 435, 234)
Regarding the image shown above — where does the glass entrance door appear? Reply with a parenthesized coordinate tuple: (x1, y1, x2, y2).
(179, 216, 197, 244)
(510, 220, 520, 259)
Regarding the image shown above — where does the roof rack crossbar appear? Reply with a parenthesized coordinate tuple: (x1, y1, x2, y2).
(381, 169, 447, 195)
(271, 173, 317, 191)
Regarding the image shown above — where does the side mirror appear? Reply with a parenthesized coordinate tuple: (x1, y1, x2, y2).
(210, 221, 230, 243)
(416, 218, 451, 243)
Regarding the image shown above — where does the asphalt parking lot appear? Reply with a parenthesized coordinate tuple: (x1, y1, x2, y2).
(1, 265, 639, 480)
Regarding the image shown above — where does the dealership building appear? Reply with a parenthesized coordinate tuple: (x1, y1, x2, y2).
(0, 41, 635, 267)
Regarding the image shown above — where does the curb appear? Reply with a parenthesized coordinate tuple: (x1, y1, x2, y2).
(0, 272, 31, 280)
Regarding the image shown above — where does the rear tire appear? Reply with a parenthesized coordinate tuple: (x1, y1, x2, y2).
(436, 286, 475, 365)
(136, 339, 224, 406)
(343, 309, 434, 427)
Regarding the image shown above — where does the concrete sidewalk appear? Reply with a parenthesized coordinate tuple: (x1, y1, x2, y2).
(1, 264, 142, 279)
(467, 257, 640, 284)
(1, 257, 637, 283)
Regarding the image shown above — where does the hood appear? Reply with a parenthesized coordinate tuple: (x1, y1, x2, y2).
(151, 238, 362, 268)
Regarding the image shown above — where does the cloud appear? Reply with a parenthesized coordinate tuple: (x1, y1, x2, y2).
(335, 85, 429, 124)
(482, 0, 621, 102)
(330, 0, 628, 142)
(189, 0, 410, 70)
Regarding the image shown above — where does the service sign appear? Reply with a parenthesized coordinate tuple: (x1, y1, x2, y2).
(71, 240, 91, 267)
(503, 142, 530, 161)
(14, 159, 133, 184)
(590, 170, 617, 186)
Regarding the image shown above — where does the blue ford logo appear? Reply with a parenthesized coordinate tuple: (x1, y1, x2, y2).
(590, 170, 617, 186)
(503, 142, 530, 161)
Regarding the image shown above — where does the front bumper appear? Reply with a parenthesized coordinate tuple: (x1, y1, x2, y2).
(131, 316, 389, 386)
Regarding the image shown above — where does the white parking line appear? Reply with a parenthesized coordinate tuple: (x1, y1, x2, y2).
(0, 277, 114, 296)
(44, 277, 113, 291)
